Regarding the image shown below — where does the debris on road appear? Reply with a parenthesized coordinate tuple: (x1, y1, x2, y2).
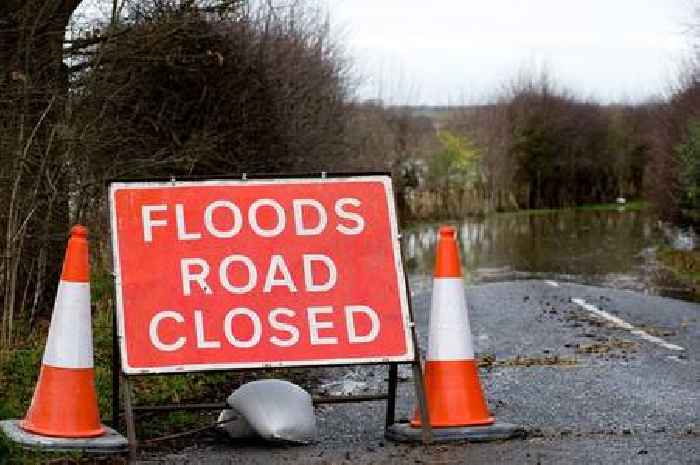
(319, 380, 369, 396)
(478, 354, 578, 368)
(576, 338, 639, 355)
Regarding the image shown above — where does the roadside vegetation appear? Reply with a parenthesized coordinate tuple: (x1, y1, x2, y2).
(657, 248, 700, 296)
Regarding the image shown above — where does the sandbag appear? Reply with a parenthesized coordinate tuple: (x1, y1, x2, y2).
(226, 379, 316, 444)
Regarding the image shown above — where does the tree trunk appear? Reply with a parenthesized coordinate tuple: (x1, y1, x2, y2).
(0, 1, 80, 340)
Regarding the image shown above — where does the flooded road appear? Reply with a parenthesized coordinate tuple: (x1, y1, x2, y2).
(403, 209, 698, 302)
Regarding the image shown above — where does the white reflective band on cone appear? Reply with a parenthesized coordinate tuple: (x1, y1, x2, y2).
(427, 278, 475, 360)
(42, 281, 94, 368)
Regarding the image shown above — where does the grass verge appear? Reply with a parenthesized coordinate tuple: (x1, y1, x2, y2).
(575, 200, 647, 212)
(657, 248, 700, 297)
(490, 201, 648, 218)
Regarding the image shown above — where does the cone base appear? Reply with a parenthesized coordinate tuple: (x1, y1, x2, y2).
(2, 420, 127, 452)
(20, 421, 105, 439)
(22, 365, 104, 438)
(411, 359, 494, 428)
(410, 416, 495, 428)
(387, 421, 524, 444)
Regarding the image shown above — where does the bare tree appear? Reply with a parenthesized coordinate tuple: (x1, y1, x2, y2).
(0, 0, 355, 347)
(0, 1, 87, 346)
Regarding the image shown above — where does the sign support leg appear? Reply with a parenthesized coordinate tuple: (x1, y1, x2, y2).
(411, 357, 432, 444)
(403, 274, 433, 444)
(385, 363, 398, 432)
(111, 309, 120, 430)
(122, 374, 138, 460)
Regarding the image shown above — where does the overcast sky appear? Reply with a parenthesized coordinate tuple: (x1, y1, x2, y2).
(328, 0, 695, 105)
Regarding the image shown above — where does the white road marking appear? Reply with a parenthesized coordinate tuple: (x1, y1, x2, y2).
(544, 280, 560, 287)
(571, 298, 685, 352)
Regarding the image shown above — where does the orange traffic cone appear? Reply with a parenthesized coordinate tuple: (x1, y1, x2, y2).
(21, 225, 104, 438)
(411, 226, 494, 427)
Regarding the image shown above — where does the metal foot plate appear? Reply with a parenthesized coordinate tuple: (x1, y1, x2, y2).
(386, 421, 524, 443)
(0, 420, 128, 453)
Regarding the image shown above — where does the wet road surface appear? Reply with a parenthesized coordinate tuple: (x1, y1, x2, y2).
(138, 280, 699, 464)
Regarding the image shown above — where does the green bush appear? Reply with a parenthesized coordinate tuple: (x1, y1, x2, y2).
(677, 120, 700, 212)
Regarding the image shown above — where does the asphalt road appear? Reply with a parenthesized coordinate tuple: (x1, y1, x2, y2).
(138, 280, 699, 464)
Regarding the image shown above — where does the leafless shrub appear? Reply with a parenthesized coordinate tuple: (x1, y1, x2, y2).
(0, 1, 85, 346)
(0, 0, 361, 346)
(71, 1, 352, 191)
(342, 101, 438, 218)
(644, 66, 700, 220)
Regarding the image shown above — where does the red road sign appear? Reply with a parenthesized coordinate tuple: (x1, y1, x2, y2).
(109, 176, 413, 374)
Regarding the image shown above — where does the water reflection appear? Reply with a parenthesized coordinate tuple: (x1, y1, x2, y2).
(403, 210, 696, 301)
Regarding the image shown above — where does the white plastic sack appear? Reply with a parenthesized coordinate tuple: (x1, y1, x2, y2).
(226, 379, 316, 444)
(217, 409, 257, 439)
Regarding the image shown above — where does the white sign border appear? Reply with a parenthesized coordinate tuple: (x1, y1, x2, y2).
(109, 175, 415, 375)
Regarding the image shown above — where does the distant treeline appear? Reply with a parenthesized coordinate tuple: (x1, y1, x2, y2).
(447, 74, 648, 213)
(391, 71, 699, 221)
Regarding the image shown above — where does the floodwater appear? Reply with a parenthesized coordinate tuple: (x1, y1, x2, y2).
(403, 209, 699, 302)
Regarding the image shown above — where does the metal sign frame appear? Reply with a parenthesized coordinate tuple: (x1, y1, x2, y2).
(107, 172, 432, 457)
(109, 174, 414, 373)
